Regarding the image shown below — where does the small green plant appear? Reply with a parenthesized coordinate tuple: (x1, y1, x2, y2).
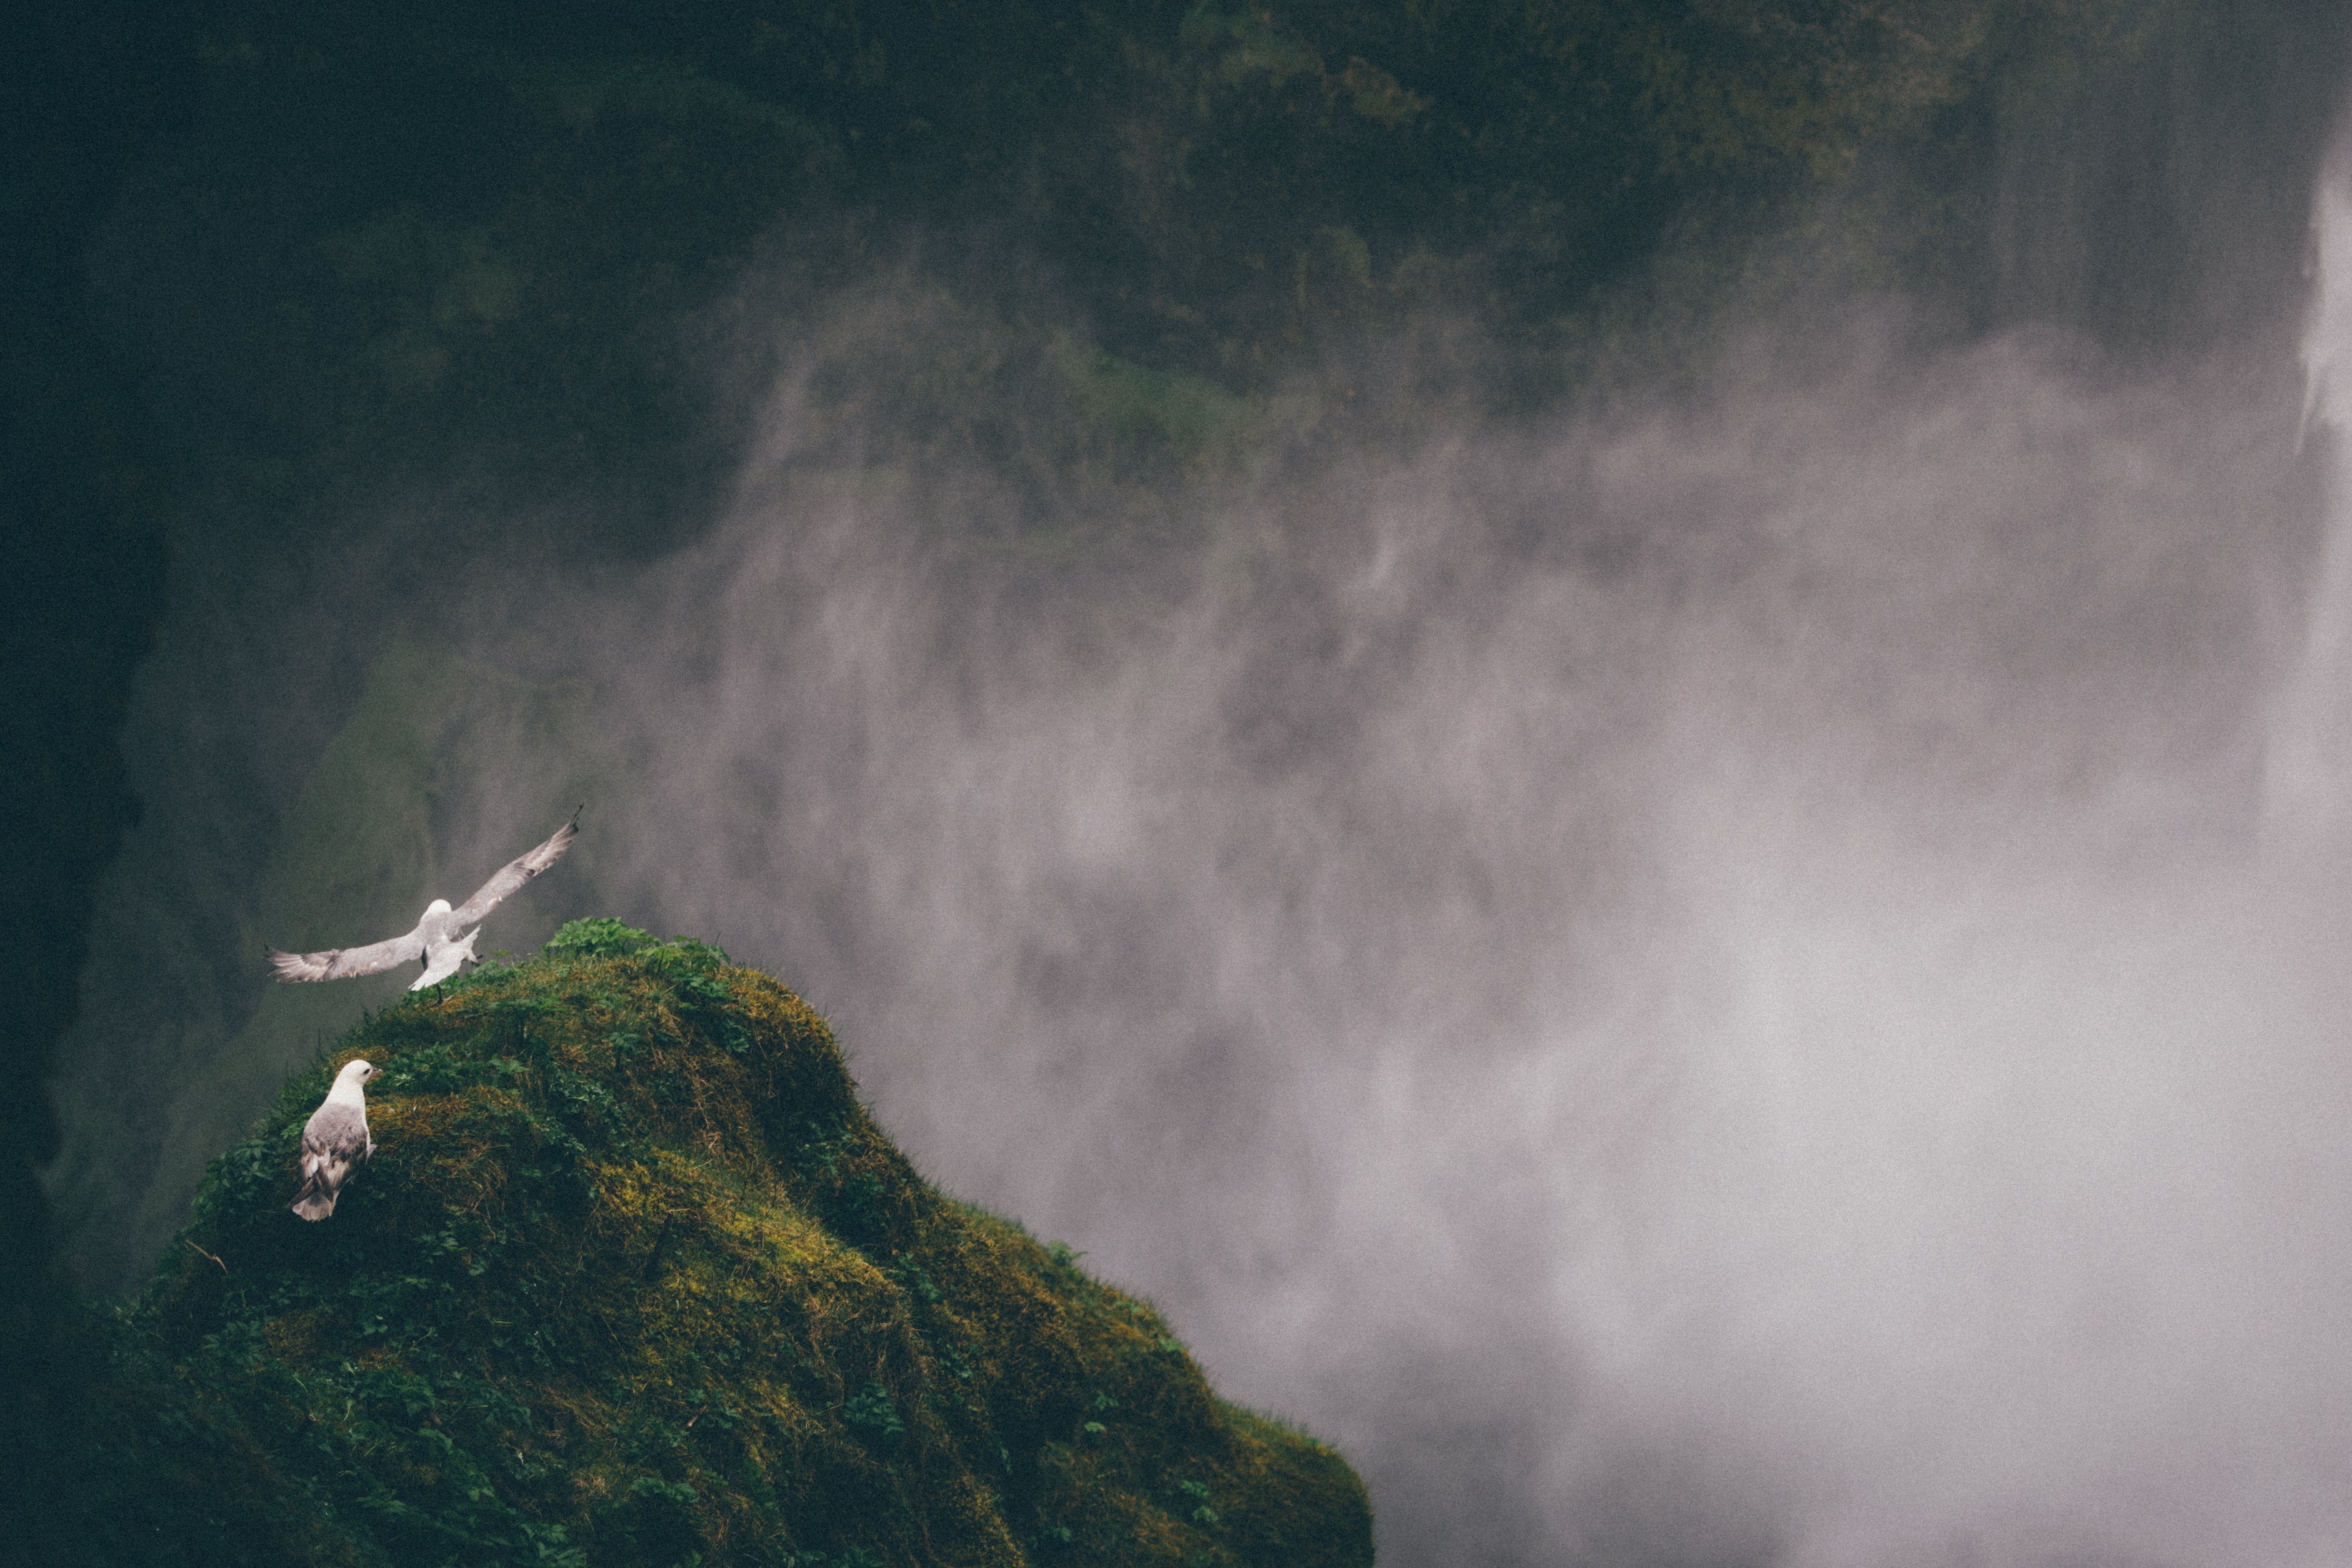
(841, 1381, 904, 1445)
(543, 916, 655, 957)
(650, 935, 731, 967)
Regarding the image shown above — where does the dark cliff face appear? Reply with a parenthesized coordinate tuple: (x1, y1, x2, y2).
(0, 2, 195, 1544)
(51, 926, 1373, 1568)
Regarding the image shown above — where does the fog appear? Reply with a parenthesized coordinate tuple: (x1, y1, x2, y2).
(55, 83, 2352, 1568)
(548, 288, 2343, 1563)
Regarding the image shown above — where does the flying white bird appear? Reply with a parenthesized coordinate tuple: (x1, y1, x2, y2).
(267, 812, 580, 991)
(291, 1058, 379, 1221)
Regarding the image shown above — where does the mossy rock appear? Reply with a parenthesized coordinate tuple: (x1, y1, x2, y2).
(75, 926, 1370, 1567)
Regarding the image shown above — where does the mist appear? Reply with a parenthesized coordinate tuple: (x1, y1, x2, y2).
(52, 46, 2352, 1568)
(446, 281, 2331, 1565)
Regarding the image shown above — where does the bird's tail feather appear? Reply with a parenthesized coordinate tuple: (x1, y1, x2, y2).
(290, 1175, 338, 1221)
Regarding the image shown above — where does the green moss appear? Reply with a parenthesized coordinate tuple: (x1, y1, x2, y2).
(1047, 336, 1265, 466)
(320, 211, 527, 394)
(511, 57, 836, 153)
(1181, 2, 1325, 90)
(65, 927, 1371, 1567)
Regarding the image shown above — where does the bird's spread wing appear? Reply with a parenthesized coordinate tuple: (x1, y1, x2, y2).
(269, 927, 426, 982)
(446, 811, 580, 927)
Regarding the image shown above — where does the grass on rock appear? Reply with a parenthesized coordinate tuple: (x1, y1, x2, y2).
(71, 921, 1370, 1568)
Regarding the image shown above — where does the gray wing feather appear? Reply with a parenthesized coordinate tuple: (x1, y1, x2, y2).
(446, 812, 580, 927)
(269, 927, 427, 982)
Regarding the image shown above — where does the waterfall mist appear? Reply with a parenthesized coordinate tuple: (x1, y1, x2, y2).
(52, 27, 2352, 1567)
(486, 294, 2333, 1564)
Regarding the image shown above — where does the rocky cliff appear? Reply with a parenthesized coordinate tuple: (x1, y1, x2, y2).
(56, 921, 1370, 1568)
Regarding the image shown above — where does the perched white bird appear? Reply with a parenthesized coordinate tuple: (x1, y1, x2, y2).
(267, 812, 579, 991)
(291, 1058, 379, 1221)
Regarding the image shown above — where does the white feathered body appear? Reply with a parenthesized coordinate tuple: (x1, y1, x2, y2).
(292, 1059, 378, 1221)
(410, 899, 482, 989)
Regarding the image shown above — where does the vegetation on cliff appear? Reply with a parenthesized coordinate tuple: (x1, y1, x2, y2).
(91, 0, 2328, 573)
(56, 920, 1369, 1567)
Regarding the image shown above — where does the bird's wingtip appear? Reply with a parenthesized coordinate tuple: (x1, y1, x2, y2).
(267, 946, 330, 982)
